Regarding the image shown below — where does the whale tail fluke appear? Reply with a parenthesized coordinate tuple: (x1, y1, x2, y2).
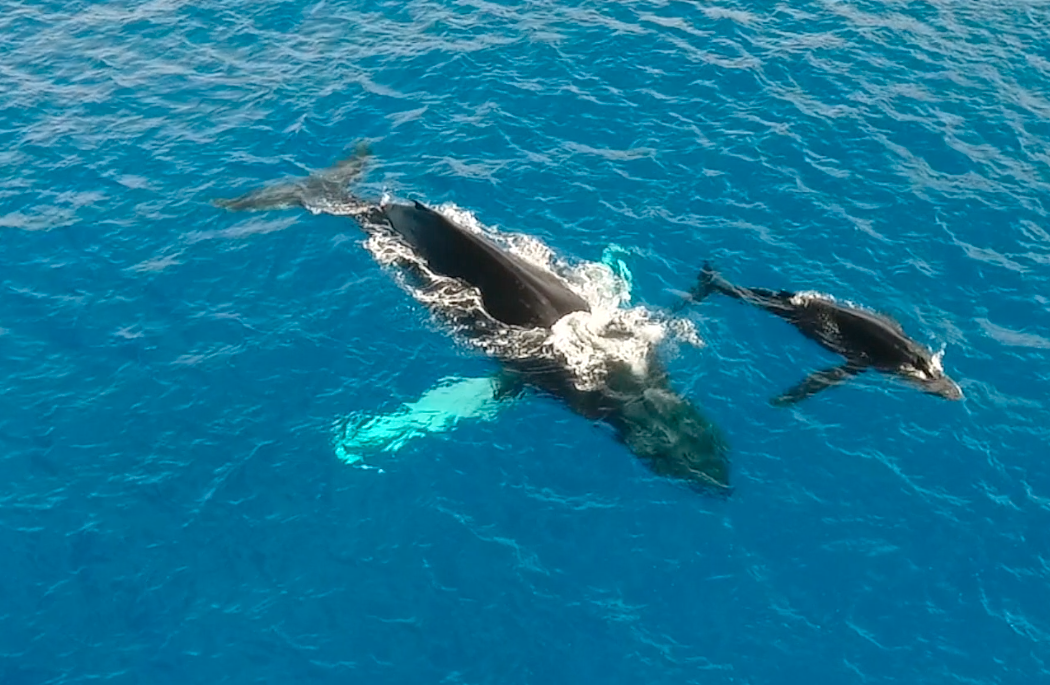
(671, 262, 726, 312)
(319, 140, 374, 186)
(212, 180, 309, 212)
(213, 141, 373, 212)
(693, 262, 722, 302)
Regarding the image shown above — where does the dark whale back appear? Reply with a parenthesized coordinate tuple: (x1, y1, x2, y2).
(381, 201, 590, 328)
(787, 299, 923, 367)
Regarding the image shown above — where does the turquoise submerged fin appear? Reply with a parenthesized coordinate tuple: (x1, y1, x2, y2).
(333, 375, 509, 466)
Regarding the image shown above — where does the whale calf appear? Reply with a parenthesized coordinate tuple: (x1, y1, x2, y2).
(687, 263, 963, 406)
(215, 146, 730, 492)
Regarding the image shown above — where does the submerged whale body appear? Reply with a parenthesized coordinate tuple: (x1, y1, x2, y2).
(688, 263, 963, 406)
(215, 146, 730, 493)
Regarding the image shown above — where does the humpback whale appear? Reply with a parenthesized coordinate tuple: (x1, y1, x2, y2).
(215, 145, 729, 492)
(687, 264, 963, 406)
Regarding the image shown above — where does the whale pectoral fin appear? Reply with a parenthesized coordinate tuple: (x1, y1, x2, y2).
(771, 363, 865, 407)
(333, 375, 508, 466)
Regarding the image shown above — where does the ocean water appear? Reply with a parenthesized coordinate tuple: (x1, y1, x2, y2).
(2, 0, 1049, 683)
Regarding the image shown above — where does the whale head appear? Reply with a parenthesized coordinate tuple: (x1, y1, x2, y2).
(602, 364, 731, 493)
(902, 349, 963, 401)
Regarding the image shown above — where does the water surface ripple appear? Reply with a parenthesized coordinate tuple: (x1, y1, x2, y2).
(1, 1, 1048, 684)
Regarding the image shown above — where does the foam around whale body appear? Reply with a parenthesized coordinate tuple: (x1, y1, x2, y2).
(359, 201, 702, 391)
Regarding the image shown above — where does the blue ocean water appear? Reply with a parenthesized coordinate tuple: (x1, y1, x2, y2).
(2, 0, 1049, 682)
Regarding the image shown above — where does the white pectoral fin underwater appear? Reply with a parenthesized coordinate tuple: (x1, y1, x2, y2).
(333, 376, 509, 468)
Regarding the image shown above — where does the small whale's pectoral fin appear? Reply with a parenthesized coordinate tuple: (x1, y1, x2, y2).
(771, 363, 865, 407)
(213, 141, 374, 212)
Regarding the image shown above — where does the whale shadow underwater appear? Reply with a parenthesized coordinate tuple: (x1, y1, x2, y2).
(215, 145, 731, 494)
(683, 263, 963, 406)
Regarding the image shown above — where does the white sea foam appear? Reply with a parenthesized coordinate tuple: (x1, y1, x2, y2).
(789, 290, 837, 307)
